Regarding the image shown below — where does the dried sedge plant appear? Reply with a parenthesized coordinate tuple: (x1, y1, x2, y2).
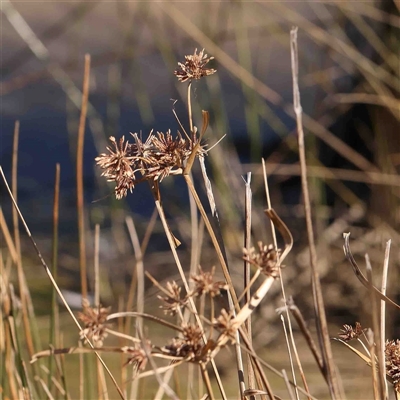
(78, 298, 111, 347)
(335, 322, 400, 396)
(174, 48, 216, 83)
(190, 265, 228, 298)
(337, 322, 366, 342)
(96, 48, 215, 200)
(385, 339, 400, 393)
(158, 280, 188, 317)
(243, 241, 281, 278)
(33, 48, 291, 398)
(95, 130, 206, 199)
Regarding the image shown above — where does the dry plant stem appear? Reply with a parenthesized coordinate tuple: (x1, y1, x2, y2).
(11, 120, 35, 364)
(239, 327, 322, 400)
(290, 27, 341, 399)
(365, 254, 386, 400)
(188, 82, 193, 135)
(97, 357, 109, 400)
(196, 160, 246, 396)
(264, 167, 309, 396)
(4, 299, 19, 399)
(0, 166, 125, 400)
(183, 174, 240, 311)
(280, 315, 300, 400)
(94, 224, 100, 306)
(343, 233, 400, 309)
(188, 172, 200, 280)
(125, 216, 144, 330)
(199, 363, 215, 400)
(381, 240, 391, 399)
(263, 162, 400, 188)
(287, 327, 312, 400)
(152, 197, 223, 400)
(184, 170, 245, 397)
(263, 160, 305, 396)
(48, 163, 60, 389)
(244, 173, 256, 396)
(12, 120, 21, 257)
(79, 342, 84, 399)
(367, 329, 379, 400)
(282, 369, 296, 400)
(37, 376, 53, 399)
(238, 326, 275, 400)
(287, 300, 324, 375)
(140, 207, 158, 255)
(0, 207, 18, 263)
(125, 216, 144, 400)
(139, 330, 179, 400)
(77, 54, 91, 300)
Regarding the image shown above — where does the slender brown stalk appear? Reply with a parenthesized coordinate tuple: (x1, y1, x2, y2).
(290, 27, 341, 398)
(381, 240, 391, 399)
(263, 160, 311, 397)
(367, 329, 379, 400)
(0, 166, 125, 400)
(140, 207, 158, 256)
(365, 254, 386, 400)
(0, 207, 18, 264)
(280, 315, 300, 400)
(187, 81, 193, 134)
(200, 362, 215, 400)
(77, 54, 91, 300)
(282, 369, 296, 400)
(244, 173, 256, 397)
(94, 224, 100, 307)
(287, 299, 324, 374)
(11, 121, 37, 371)
(125, 216, 144, 400)
(183, 174, 240, 311)
(49, 163, 60, 389)
(151, 194, 223, 400)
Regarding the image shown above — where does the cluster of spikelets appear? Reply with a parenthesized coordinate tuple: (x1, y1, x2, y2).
(74, 266, 230, 371)
(75, 243, 281, 374)
(58, 48, 285, 385)
(78, 243, 277, 371)
(335, 322, 400, 393)
(95, 49, 216, 199)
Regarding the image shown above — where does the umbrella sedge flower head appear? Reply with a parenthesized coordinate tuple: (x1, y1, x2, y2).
(158, 281, 188, 316)
(163, 324, 210, 362)
(78, 298, 111, 347)
(243, 242, 281, 278)
(174, 48, 216, 83)
(95, 130, 206, 199)
(385, 339, 400, 392)
(190, 266, 227, 298)
(337, 322, 365, 341)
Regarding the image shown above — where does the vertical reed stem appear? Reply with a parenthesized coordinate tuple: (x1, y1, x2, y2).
(77, 54, 91, 300)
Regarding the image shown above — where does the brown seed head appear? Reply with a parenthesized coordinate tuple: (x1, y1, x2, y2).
(163, 324, 207, 362)
(191, 266, 227, 298)
(123, 340, 151, 374)
(174, 48, 216, 83)
(78, 298, 111, 347)
(213, 309, 237, 344)
(243, 242, 281, 278)
(158, 281, 188, 316)
(337, 322, 365, 341)
(385, 339, 400, 392)
(96, 130, 206, 199)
